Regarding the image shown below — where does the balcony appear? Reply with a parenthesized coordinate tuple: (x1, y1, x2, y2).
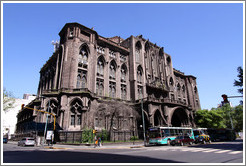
(42, 88, 91, 95)
(146, 96, 189, 107)
(146, 82, 169, 92)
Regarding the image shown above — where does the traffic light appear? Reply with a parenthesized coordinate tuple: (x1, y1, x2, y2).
(222, 94, 229, 103)
(21, 104, 25, 110)
(221, 94, 229, 105)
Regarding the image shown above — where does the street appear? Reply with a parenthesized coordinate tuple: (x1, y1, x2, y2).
(3, 139, 244, 163)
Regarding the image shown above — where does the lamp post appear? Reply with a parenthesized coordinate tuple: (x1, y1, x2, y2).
(140, 94, 147, 146)
(42, 96, 50, 146)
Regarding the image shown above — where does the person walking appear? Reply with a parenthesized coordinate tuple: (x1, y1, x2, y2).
(98, 137, 101, 147)
(94, 135, 98, 148)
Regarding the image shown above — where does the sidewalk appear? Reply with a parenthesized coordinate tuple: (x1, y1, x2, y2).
(44, 141, 145, 150)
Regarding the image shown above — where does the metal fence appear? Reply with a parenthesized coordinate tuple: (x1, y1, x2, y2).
(57, 130, 137, 144)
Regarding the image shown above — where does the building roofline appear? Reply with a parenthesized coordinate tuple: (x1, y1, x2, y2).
(59, 22, 98, 38)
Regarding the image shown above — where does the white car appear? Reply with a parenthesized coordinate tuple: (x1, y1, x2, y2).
(18, 137, 35, 146)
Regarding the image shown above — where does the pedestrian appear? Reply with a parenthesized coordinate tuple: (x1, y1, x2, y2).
(101, 135, 104, 146)
(98, 137, 101, 147)
(94, 135, 98, 148)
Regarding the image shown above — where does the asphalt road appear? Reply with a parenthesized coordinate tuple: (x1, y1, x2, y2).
(3, 139, 244, 163)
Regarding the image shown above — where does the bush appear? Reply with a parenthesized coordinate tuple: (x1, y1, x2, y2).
(130, 136, 138, 141)
(97, 129, 109, 141)
(81, 128, 93, 143)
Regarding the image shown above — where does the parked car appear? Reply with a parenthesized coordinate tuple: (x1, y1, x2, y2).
(194, 134, 211, 144)
(18, 137, 35, 146)
(171, 135, 194, 146)
(3, 138, 8, 144)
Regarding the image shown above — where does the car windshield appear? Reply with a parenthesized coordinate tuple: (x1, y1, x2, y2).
(27, 139, 35, 141)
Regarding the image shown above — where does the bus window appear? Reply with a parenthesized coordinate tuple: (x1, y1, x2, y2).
(164, 129, 170, 136)
(170, 129, 175, 136)
(177, 129, 182, 135)
(193, 130, 200, 136)
(149, 130, 161, 138)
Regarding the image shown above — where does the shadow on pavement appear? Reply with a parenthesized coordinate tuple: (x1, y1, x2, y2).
(3, 150, 184, 163)
(189, 140, 243, 151)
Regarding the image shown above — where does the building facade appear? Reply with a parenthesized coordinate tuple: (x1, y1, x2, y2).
(16, 22, 200, 139)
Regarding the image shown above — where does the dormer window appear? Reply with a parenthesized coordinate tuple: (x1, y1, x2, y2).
(78, 45, 89, 68)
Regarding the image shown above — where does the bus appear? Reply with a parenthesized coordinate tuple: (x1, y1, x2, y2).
(207, 128, 236, 141)
(148, 127, 194, 145)
(193, 128, 211, 144)
(193, 128, 208, 139)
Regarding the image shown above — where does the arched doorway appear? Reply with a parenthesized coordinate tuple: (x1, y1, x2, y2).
(171, 108, 189, 127)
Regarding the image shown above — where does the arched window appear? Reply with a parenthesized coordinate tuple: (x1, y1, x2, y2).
(182, 85, 186, 93)
(121, 84, 127, 100)
(109, 82, 116, 98)
(138, 86, 143, 99)
(76, 70, 87, 89)
(194, 86, 198, 94)
(46, 100, 58, 123)
(81, 75, 87, 89)
(70, 99, 83, 126)
(177, 83, 181, 91)
(166, 56, 171, 65)
(109, 60, 117, 80)
(169, 77, 174, 86)
(145, 42, 150, 52)
(137, 66, 143, 84)
(76, 74, 81, 88)
(96, 79, 104, 96)
(121, 64, 127, 82)
(135, 41, 142, 62)
(78, 45, 89, 68)
(97, 56, 105, 77)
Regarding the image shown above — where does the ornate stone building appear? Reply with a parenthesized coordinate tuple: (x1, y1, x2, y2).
(16, 22, 200, 139)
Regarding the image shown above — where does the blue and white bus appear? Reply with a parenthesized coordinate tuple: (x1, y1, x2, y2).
(148, 127, 195, 145)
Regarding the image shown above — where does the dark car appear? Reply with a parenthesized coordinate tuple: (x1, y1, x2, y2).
(3, 138, 8, 144)
(18, 137, 35, 146)
(171, 135, 194, 146)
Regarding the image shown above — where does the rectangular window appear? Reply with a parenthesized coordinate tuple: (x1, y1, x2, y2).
(77, 115, 81, 125)
(70, 115, 75, 126)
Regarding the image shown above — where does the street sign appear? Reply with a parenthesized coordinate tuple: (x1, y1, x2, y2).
(46, 130, 53, 140)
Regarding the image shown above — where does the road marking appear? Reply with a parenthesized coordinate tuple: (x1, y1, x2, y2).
(214, 150, 232, 153)
(202, 149, 220, 153)
(180, 149, 190, 152)
(228, 151, 242, 154)
(188, 148, 205, 152)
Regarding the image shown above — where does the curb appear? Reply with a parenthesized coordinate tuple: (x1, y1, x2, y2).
(44, 145, 145, 150)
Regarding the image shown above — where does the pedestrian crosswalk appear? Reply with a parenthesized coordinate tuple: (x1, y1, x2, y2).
(148, 147, 243, 155)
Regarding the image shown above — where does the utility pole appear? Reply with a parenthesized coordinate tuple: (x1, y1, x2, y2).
(43, 98, 50, 146)
(221, 94, 234, 130)
(141, 94, 146, 146)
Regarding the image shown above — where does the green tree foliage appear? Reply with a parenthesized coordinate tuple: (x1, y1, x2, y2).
(231, 105, 243, 132)
(195, 104, 243, 132)
(194, 109, 226, 129)
(233, 66, 243, 94)
(3, 88, 15, 112)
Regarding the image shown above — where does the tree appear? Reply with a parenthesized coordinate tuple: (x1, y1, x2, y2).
(195, 104, 243, 132)
(234, 66, 243, 94)
(194, 109, 226, 129)
(231, 105, 243, 132)
(3, 88, 15, 112)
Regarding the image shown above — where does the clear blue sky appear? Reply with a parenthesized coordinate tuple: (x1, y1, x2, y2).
(2, 2, 244, 110)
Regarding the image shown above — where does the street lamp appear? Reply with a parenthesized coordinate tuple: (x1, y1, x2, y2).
(140, 93, 147, 146)
(40, 96, 50, 146)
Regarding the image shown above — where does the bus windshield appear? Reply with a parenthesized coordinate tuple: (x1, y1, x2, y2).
(149, 130, 161, 138)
